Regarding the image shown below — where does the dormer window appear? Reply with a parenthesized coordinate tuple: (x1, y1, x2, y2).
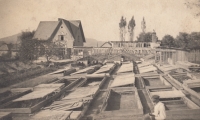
(58, 35, 64, 41)
(61, 36, 64, 41)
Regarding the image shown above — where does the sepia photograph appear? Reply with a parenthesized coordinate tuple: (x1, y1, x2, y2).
(0, 0, 200, 119)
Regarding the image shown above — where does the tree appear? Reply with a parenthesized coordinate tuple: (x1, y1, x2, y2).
(43, 42, 63, 62)
(161, 35, 175, 47)
(174, 32, 189, 48)
(186, 32, 200, 49)
(137, 32, 152, 42)
(119, 16, 127, 41)
(128, 16, 136, 41)
(18, 30, 36, 61)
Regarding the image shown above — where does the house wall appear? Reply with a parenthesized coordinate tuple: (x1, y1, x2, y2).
(73, 26, 84, 46)
(52, 20, 74, 48)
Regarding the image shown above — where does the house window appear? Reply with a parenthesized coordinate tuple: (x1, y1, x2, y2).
(59, 35, 64, 41)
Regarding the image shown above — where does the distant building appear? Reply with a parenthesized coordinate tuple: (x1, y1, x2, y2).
(101, 30, 160, 49)
(33, 18, 86, 59)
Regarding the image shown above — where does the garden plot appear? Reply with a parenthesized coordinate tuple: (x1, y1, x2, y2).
(42, 86, 99, 119)
(137, 61, 152, 68)
(82, 77, 106, 87)
(143, 75, 171, 88)
(138, 65, 157, 74)
(94, 63, 115, 74)
(98, 87, 143, 119)
(110, 73, 135, 88)
(0, 88, 32, 105)
(147, 88, 200, 111)
(183, 80, 200, 89)
(147, 86, 176, 92)
(0, 84, 65, 113)
(50, 78, 85, 91)
(117, 63, 133, 74)
(62, 86, 99, 100)
(182, 80, 200, 105)
(156, 64, 179, 73)
(169, 72, 191, 84)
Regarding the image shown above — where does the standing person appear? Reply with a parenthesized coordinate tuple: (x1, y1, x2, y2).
(144, 95, 166, 120)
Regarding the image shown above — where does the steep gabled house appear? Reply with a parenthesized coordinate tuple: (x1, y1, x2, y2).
(33, 18, 86, 59)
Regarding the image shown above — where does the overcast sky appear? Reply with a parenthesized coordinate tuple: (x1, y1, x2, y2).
(0, 0, 199, 41)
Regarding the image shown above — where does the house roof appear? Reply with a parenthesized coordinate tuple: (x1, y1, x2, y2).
(69, 20, 80, 37)
(33, 18, 86, 42)
(69, 20, 86, 42)
(33, 21, 60, 40)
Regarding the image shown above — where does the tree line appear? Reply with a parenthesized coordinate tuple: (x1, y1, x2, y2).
(137, 32, 200, 49)
(161, 32, 200, 49)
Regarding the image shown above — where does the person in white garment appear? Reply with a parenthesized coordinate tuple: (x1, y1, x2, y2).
(144, 95, 166, 120)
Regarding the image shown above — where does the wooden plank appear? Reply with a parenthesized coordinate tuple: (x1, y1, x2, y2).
(61, 74, 86, 79)
(71, 65, 98, 75)
(146, 86, 173, 90)
(49, 68, 70, 75)
(86, 73, 110, 78)
(150, 90, 185, 98)
(0, 108, 31, 114)
(143, 76, 160, 79)
(30, 110, 72, 120)
(0, 112, 12, 120)
(62, 86, 99, 100)
(94, 64, 114, 74)
(10, 88, 33, 93)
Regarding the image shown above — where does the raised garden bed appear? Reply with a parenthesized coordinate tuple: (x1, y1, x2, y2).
(102, 87, 143, 115)
(0, 88, 32, 105)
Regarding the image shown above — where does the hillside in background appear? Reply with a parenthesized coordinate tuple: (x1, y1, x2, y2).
(0, 33, 21, 44)
(84, 38, 105, 47)
(0, 34, 106, 47)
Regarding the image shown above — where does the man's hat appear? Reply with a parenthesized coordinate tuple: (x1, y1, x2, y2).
(152, 95, 160, 100)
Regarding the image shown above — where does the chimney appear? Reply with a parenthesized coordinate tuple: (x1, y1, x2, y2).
(58, 18, 63, 21)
